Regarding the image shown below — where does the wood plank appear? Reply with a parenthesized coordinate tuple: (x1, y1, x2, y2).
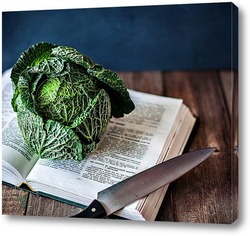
(232, 151, 239, 221)
(218, 71, 234, 115)
(117, 72, 134, 89)
(26, 192, 82, 217)
(233, 73, 238, 149)
(165, 152, 235, 223)
(118, 71, 163, 95)
(158, 71, 236, 223)
(2, 184, 29, 216)
(232, 72, 239, 221)
(162, 71, 230, 151)
(219, 70, 238, 149)
(219, 71, 238, 222)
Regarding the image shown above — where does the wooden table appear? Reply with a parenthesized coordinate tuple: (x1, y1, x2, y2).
(2, 70, 238, 224)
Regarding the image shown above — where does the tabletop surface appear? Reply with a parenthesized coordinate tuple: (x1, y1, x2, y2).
(2, 70, 238, 224)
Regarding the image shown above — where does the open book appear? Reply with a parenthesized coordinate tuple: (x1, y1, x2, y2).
(2, 69, 196, 221)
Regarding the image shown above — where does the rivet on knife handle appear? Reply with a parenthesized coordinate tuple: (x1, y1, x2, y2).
(71, 199, 107, 218)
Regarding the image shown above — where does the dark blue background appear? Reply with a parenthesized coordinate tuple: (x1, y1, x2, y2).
(2, 2, 238, 72)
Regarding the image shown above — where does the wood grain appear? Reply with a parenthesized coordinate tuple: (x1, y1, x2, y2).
(2, 70, 238, 223)
(26, 193, 82, 217)
(156, 71, 238, 223)
(2, 185, 29, 216)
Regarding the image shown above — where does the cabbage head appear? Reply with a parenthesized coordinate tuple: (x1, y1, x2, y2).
(11, 42, 135, 160)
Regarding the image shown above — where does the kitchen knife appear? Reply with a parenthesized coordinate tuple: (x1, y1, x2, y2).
(71, 147, 216, 218)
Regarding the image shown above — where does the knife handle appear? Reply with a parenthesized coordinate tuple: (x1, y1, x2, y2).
(71, 199, 107, 218)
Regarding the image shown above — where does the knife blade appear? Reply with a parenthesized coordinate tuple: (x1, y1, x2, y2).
(71, 147, 216, 218)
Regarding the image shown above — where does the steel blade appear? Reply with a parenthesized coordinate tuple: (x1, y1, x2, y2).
(97, 147, 216, 216)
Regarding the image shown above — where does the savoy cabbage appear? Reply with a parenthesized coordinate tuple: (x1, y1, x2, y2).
(11, 42, 135, 160)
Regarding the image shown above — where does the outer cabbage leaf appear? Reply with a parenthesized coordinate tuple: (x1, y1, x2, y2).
(73, 89, 111, 146)
(16, 96, 83, 160)
(11, 42, 57, 86)
(88, 67, 135, 117)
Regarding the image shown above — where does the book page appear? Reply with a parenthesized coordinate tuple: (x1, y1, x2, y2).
(26, 90, 183, 205)
(2, 69, 39, 181)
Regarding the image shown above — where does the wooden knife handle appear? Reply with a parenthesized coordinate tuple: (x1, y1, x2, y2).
(71, 199, 107, 218)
